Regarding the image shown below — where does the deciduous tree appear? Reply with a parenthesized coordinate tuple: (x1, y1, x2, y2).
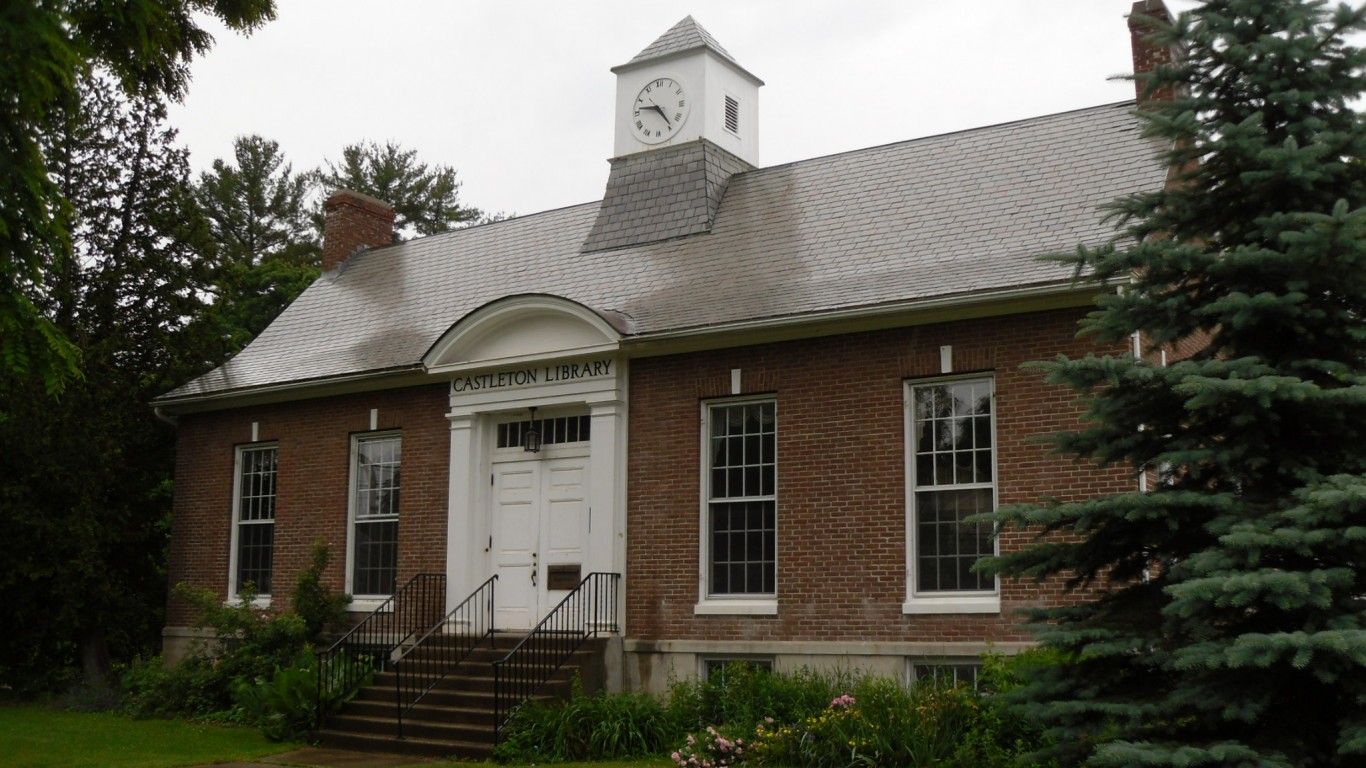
(0, 74, 212, 689)
(0, 0, 274, 399)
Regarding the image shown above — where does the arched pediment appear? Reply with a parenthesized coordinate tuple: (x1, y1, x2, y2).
(423, 294, 627, 373)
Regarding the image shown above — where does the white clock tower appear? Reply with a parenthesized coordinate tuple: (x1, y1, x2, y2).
(610, 16, 762, 165)
(583, 17, 765, 253)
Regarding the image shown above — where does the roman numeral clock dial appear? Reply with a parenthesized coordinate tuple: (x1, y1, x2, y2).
(632, 77, 689, 144)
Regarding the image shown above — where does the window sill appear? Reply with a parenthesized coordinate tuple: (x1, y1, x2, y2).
(227, 595, 271, 609)
(902, 595, 999, 615)
(694, 599, 778, 616)
(347, 598, 391, 614)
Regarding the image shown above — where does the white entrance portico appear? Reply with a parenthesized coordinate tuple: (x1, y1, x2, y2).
(423, 295, 629, 627)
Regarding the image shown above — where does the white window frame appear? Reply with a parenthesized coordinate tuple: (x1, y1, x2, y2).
(903, 376, 1000, 615)
(346, 431, 402, 608)
(696, 397, 778, 616)
(227, 442, 277, 607)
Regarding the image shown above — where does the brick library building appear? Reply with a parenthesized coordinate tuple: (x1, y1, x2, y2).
(154, 2, 1176, 754)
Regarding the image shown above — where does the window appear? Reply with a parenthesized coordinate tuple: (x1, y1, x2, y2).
(724, 94, 740, 134)
(704, 400, 776, 601)
(910, 660, 981, 689)
(496, 414, 590, 449)
(702, 656, 774, 682)
(230, 444, 277, 598)
(905, 378, 998, 613)
(350, 434, 401, 597)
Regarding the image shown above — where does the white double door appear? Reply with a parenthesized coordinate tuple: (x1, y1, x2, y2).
(491, 455, 589, 630)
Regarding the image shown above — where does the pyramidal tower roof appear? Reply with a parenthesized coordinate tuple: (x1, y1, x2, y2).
(615, 16, 740, 71)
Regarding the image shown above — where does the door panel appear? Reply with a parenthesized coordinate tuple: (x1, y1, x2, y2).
(491, 456, 591, 629)
(493, 464, 538, 629)
(544, 461, 587, 592)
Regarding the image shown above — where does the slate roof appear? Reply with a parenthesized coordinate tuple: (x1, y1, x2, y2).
(161, 101, 1167, 403)
(581, 140, 754, 252)
(620, 16, 738, 69)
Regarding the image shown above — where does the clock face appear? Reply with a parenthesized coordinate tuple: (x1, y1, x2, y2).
(632, 77, 690, 144)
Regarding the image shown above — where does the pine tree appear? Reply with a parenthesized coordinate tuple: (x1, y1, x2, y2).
(193, 134, 319, 358)
(315, 140, 483, 239)
(986, 2, 1366, 766)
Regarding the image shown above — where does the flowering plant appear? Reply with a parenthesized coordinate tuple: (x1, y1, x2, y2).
(671, 725, 748, 767)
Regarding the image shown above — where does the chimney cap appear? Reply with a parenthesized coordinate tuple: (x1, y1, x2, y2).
(321, 189, 396, 272)
(324, 188, 395, 211)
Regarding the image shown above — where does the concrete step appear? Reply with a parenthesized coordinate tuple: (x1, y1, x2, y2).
(318, 631, 611, 757)
(314, 727, 491, 760)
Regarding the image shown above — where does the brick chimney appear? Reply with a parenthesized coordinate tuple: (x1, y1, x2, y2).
(322, 189, 396, 271)
(1129, 0, 1178, 105)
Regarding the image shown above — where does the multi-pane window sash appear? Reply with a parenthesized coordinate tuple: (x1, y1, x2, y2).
(707, 401, 776, 596)
(235, 445, 277, 595)
(911, 661, 981, 689)
(911, 379, 996, 594)
(353, 435, 400, 596)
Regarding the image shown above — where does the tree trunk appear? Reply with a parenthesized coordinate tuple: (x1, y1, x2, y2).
(79, 631, 112, 687)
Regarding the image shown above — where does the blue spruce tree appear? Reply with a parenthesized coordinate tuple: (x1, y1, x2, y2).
(987, 1, 1366, 766)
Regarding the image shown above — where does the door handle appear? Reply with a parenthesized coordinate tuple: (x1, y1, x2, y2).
(531, 552, 538, 586)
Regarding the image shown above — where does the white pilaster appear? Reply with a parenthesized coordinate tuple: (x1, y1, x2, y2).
(445, 412, 479, 611)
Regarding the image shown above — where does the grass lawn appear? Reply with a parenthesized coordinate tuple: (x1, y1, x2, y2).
(0, 705, 676, 768)
(0, 705, 294, 768)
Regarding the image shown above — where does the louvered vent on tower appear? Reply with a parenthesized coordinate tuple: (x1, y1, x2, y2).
(724, 95, 740, 134)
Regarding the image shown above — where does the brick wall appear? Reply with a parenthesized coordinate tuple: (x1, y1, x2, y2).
(625, 307, 1132, 644)
(165, 384, 450, 626)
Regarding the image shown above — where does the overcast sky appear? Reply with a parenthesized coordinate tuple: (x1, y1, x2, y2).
(168, 0, 1201, 218)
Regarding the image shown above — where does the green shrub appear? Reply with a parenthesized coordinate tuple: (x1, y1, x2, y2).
(233, 659, 317, 741)
(494, 677, 678, 763)
(750, 679, 977, 768)
(667, 663, 850, 735)
(292, 539, 351, 640)
(145, 582, 310, 716)
(121, 654, 237, 719)
(949, 649, 1060, 768)
(127, 542, 351, 726)
(665, 652, 1062, 768)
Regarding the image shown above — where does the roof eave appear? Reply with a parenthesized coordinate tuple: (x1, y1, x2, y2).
(150, 365, 430, 416)
(611, 47, 764, 86)
(622, 277, 1125, 358)
(153, 277, 1124, 415)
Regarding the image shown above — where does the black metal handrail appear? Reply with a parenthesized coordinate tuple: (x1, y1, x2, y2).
(316, 573, 445, 728)
(492, 571, 620, 743)
(393, 575, 497, 739)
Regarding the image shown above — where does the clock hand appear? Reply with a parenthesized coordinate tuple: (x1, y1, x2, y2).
(645, 103, 671, 126)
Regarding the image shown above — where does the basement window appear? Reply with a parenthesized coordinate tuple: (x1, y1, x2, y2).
(909, 659, 982, 689)
(701, 656, 774, 682)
